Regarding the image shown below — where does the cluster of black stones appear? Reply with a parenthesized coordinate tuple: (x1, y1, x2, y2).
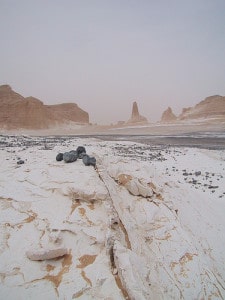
(56, 146, 96, 167)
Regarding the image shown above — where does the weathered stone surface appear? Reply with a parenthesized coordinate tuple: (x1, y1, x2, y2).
(127, 101, 148, 124)
(26, 247, 69, 261)
(161, 107, 177, 123)
(67, 186, 107, 202)
(0, 85, 89, 129)
(117, 173, 153, 197)
(1, 136, 225, 299)
(113, 241, 151, 299)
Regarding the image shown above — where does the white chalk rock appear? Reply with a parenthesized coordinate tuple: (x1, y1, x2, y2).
(26, 247, 69, 261)
(66, 187, 108, 202)
(117, 174, 153, 197)
(113, 241, 152, 300)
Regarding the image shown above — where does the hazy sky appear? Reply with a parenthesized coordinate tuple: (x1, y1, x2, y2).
(0, 0, 225, 124)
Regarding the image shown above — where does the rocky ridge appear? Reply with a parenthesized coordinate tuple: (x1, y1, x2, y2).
(161, 95, 225, 123)
(0, 85, 89, 129)
(179, 95, 225, 121)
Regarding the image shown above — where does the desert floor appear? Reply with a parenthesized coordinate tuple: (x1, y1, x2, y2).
(0, 127, 225, 299)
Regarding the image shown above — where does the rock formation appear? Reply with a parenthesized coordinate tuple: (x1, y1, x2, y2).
(178, 95, 225, 121)
(127, 101, 148, 124)
(0, 85, 89, 129)
(160, 107, 177, 123)
(160, 95, 225, 123)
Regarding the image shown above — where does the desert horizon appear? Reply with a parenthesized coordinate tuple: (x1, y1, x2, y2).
(1, 84, 225, 134)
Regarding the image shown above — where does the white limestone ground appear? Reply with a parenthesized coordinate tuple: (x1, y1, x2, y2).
(0, 135, 225, 299)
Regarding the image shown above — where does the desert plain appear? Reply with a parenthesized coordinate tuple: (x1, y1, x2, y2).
(0, 121, 225, 300)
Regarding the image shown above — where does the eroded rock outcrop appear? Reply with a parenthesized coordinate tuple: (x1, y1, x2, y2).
(127, 101, 148, 124)
(0, 85, 89, 129)
(161, 107, 177, 123)
(178, 95, 225, 121)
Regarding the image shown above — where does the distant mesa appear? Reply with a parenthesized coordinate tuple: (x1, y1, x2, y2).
(178, 95, 225, 121)
(0, 85, 89, 130)
(127, 101, 148, 124)
(160, 107, 177, 123)
(160, 95, 225, 123)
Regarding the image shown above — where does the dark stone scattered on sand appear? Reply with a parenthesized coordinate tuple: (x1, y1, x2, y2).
(195, 171, 201, 176)
(69, 150, 79, 160)
(82, 154, 96, 167)
(89, 157, 96, 167)
(63, 152, 78, 163)
(17, 160, 24, 165)
(56, 153, 64, 161)
(69, 150, 78, 156)
(56, 146, 95, 166)
(82, 154, 89, 166)
(76, 146, 86, 156)
(78, 152, 86, 159)
(208, 185, 219, 189)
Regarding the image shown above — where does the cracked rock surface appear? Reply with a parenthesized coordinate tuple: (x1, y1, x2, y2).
(0, 135, 225, 299)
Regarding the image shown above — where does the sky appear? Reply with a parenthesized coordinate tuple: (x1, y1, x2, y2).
(0, 0, 225, 124)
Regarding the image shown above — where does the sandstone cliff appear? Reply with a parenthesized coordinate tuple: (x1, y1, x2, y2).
(0, 85, 89, 129)
(127, 101, 148, 124)
(178, 95, 225, 121)
(47, 103, 89, 124)
(160, 95, 225, 123)
(160, 107, 177, 123)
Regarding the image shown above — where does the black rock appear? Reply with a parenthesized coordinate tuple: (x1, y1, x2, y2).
(63, 152, 78, 163)
(76, 146, 86, 156)
(195, 171, 201, 176)
(89, 157, 96, 167)
(208, 185, 219, 189)
(82, 155, 96, 167)
(56, 153, 64, 161)
(78, 152, 86, 159)
(17, 160, 24, 165)
(82, 154, 90, 166)
(69, 150, 78, 156)
(69, 150, 78, 159)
